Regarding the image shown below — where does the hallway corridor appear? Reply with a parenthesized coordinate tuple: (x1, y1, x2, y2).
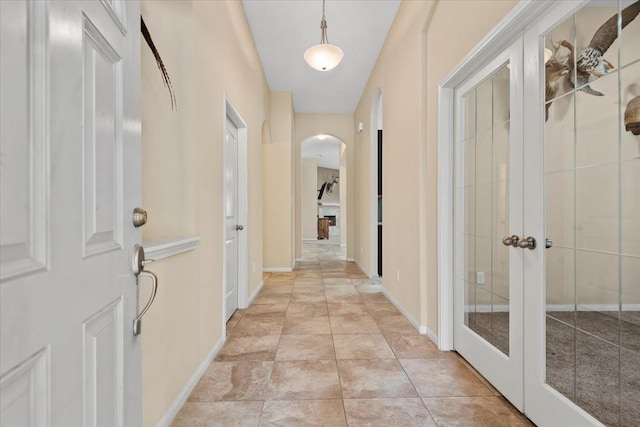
(172, 247, 532, 426)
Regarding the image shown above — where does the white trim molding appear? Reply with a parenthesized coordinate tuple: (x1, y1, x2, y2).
(143, 237, 200, 261)
(420, 325, 438, 344)
(247, 281, 264, 306)
(467, 304, 640, 313)
(353, 258, 374, 279)
(263, 267, 293, 273)
(155, 336, 224, 427)
(382, 288, 427, 335)
(547, 304, 640, 312)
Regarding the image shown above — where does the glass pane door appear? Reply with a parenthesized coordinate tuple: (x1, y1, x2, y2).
(543, 2, 640, 426)
(463, 66, 511, 357)
(524, 1, 640, 425)
(454, 39, 524, 410)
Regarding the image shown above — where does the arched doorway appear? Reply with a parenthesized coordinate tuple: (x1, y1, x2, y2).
(300, 135, 347, 260)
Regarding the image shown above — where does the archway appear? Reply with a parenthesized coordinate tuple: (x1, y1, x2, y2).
(300, 135, 347, 259)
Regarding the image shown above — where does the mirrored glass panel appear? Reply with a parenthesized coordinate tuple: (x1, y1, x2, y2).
(544, 2, 640, 425)
(462, 63, 511, 356)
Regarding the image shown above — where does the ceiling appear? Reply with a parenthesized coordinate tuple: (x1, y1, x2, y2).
(301, 135, 342, 169)
(242, 0, 400, 114)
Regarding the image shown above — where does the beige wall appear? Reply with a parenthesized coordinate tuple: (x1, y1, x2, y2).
(141, 1, 270, 425)
(294, 114, 355, 259)
(263, 92, 295, 270)
(353, 0, 516, 334)
(302, 158, 318, 240)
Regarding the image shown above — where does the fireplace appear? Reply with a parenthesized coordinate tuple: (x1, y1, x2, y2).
(323, 215, 337, 226)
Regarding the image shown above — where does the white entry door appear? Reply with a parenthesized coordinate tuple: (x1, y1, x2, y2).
(453, 39, 525, 410)
(1, 1, 142, 426)
(224, 117, 240, 321)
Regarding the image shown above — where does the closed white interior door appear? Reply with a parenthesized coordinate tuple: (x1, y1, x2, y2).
(224, 117, 239, 321)
(0, 1, 141, 426)
(453, 38, 525, 410)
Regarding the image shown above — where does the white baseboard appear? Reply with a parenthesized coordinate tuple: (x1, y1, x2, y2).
(295, 257, 304, 262)
(263, 267, 293, 272)
(156, 336, 225, 427)
(466, 303, 640, 313)
(247, 281, 263, 305)
(345, 257, 354, 262)
(381, 289, 423, 334)
(420, 325, 439, 345)
(340, 244, 347, 247)
(353, 259, 372, 279)
(303, 238, 318, 242)
(547, 303, 640, 312)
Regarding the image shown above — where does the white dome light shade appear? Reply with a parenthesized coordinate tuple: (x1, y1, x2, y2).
(304, 44, 344, 71)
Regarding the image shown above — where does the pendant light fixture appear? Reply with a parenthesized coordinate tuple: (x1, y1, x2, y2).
(304, 0, 343, 71)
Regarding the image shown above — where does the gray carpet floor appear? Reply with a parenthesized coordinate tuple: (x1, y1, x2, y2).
(467, 311, 640, 427)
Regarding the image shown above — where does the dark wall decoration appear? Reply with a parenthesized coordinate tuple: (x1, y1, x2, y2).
(141, 16, 177, 110)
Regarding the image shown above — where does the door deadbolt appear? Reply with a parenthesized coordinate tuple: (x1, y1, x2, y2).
(133, 207, 148, 227)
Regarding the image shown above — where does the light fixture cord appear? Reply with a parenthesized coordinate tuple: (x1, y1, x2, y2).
(320, 0, 329, 44)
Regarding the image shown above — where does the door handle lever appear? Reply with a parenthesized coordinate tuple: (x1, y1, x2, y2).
(502, 235, 520, 247)
(132, 244, 159, 336)
(517, 236, 537, 250)
(133, 270, 158, 336)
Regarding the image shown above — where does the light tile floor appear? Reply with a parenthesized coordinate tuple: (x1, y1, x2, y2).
(172, 244, 533, 426)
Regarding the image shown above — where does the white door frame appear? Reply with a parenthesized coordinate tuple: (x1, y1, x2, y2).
(222, 96, 248, 334)
(437, 0, 553, 351)
(370, 90, 382, 279)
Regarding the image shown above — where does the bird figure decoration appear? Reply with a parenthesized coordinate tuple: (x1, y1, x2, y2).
(545, 56, 570, 122)
(325, 176, 339, 195)
(560, 39, 604, 97)
(571, 1, 640, 93)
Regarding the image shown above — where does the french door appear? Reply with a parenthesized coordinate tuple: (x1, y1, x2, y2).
(454, 1, 639, 426)
(453, 38, 525, 410)
(524, 1, 639, 426)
